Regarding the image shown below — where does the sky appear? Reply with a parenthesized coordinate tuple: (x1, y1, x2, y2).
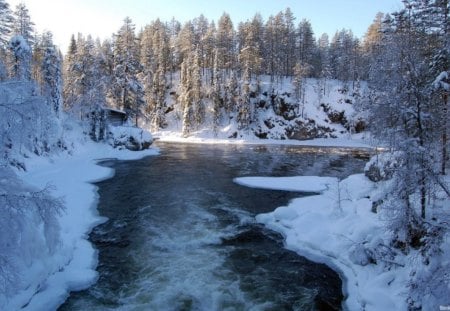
(8, 0, 404, 52)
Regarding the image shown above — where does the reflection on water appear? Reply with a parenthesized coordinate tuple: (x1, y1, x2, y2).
(60, 142, 368, 311)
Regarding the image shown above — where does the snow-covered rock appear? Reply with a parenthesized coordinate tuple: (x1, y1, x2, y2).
(107, 126, 153, 151)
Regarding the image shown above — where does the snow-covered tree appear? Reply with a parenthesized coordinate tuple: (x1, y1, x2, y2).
(179, 49, 204, 135)
(237, 66, 251, 130)
(180, 57, 192, 137)
(177, 21, 195, 65)
(0, 0, 13, 46)
(191, 48, 204, 128)
(216, 13, 235, 74)
(8, 35, 31, 80)
(211, 48, 221, 135)
(293, 62, 309, 118)
(366, 1, 450, 257)
(139, 19, 170, 130)
(11, 3, 34, 46)
(109, 17, 143, 125)
(224, 71, 238, 117)
(38, 32, 62, 116)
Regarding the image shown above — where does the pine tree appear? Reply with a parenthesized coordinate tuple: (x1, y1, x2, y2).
(360, 13, 385, 81)
(224, 71, 238, 117)
(211, 48, 221, 135)
(237, 66, 251, 130)
(180, 57, 192, 137)
(193, 14, 209, 74)
(177, 21, 195, 65)
(203, 21, 217, 82)
(238, 19, 262, 79)
(216, 13, 235, 74)
(264, 14, 284, 81)
(283, 8, 296, 77)
(11, 3, 34, 46)
(0, 0, 13, 46)
(191, 48, 204, 128)
(293, 62, 309, 118)
(297, 19, 316, 76)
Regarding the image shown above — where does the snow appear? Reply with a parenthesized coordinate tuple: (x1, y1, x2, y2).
(7, 140, 158, 311)
(235, 174, 410, 311)
(433, 71, 450, 91)
(234, 176, 336, 193)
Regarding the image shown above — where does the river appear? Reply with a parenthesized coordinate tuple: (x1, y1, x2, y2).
(60, 142, 368, 311)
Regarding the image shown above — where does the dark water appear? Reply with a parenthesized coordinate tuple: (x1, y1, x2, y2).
(60, 142, 368, 311)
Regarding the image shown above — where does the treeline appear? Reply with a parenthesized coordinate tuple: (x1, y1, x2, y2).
(61, 9, 374, 135)
(0, 1, 381, 136)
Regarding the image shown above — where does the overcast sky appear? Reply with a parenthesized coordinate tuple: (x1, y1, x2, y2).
(8, 0, 403, 52)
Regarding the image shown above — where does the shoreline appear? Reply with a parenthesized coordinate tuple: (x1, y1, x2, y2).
(13, 142, 158, 310)
(155, 132, 379, 151)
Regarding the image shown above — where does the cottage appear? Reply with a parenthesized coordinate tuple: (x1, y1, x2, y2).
(104, 108, 127, 126)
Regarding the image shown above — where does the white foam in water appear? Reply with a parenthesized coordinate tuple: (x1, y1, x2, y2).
(106, 202, 257, 310)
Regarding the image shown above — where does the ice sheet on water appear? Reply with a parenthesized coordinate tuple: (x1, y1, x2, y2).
(234, 176, 337, 193)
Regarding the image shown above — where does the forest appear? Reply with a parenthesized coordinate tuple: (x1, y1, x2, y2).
(0, 0, 449, 310)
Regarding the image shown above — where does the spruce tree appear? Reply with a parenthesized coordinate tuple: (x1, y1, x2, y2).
(8, 35, 31, 80)
(110, 17, 143, 125)
(39, 32, 62, 116)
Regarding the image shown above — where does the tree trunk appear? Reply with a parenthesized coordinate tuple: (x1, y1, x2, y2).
(420, 175, 426, 219)
(442, 93, 448, 175)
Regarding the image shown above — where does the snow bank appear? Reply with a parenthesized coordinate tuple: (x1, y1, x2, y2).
(8, 141, 158, 310)
(156, 131, 375, 150)
(236, 174, 409, 310)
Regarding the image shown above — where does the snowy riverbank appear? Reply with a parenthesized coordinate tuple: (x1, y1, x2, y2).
(9, 142, 158, 311)
(235, 173, 450, 310)
(235, 175, 408, 310)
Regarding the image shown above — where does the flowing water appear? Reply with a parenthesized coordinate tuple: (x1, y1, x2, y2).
(60, 142, 369, 311)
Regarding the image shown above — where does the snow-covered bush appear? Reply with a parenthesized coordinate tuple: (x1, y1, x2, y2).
(107, 125, 153, 151)
(408, 245, 450, 310)
(0, 81, 63, 166)
(364, 152, 402, 182)
(0, 167, 64, 307)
